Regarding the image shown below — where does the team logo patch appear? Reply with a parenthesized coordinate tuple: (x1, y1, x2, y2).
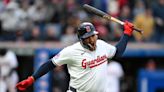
(86, 26, 91, 32)
(53, 53, 60, 59)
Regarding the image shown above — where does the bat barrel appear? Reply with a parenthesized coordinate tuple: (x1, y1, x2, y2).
(83, 4, 107, 17)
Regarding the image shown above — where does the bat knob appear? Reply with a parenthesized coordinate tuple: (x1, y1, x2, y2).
(134, 28, 143, 35)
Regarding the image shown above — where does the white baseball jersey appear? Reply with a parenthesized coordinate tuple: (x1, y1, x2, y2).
(107, 61, 124, 92)
(0, 50, 18, 77)
(0, 50, 18, 92)
(52, 39, 116, 92)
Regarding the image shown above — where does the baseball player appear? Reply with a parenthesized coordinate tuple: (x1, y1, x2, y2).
(0, 49, 18, 92)
(16, 21, 133, 92)
(107, 61, 124, 92)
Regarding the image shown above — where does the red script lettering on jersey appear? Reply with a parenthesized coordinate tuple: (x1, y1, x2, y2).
(82, 55, 107, 69)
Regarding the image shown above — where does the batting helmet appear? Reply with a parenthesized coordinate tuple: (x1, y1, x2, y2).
(77, 22, 98, 39)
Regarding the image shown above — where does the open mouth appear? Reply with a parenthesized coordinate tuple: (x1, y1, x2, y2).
(90, 42, 95, 47)
(90, 43, 94, 46)
(88, 42, 96, 51)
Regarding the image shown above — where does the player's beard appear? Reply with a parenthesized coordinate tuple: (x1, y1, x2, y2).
(88, 42, 96, 51)
(81, 41, 97, 51)
(88, 35, 97, 51)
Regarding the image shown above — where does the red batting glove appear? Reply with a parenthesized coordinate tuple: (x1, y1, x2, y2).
(123, 21, 134, 36)
(16, 76, 34, 91)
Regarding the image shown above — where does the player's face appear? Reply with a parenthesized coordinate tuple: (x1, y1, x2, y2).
(83, 34, 98, 51)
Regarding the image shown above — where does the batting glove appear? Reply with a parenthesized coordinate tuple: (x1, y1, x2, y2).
(16, 76, 34, 91)
(123, 21, 134, 36)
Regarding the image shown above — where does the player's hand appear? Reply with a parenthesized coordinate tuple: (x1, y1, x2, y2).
(123, 21, 134, 36)
(16, 76, 34, 91)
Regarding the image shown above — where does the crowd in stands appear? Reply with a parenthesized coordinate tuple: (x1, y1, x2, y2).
(0, 0, 164, 45)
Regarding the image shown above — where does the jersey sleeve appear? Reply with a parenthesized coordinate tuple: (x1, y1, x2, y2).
(101, 40, 116, 58)
(51, 47, 72, 66)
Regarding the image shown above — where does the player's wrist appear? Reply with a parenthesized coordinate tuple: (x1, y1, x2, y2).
(123, 31, 132, 36)
(123, 34, 131, 38)
(28, 76, 35, 82)
(29, 76, 35, 82)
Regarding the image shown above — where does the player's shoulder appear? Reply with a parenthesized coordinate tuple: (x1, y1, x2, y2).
(97, 39, 106, 43)
(97, 39, 115, 47)
(97, 39, 111, 45)
(6, 50, 16, 57)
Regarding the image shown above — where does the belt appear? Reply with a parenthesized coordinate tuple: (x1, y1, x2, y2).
(70, 86, 77, 92)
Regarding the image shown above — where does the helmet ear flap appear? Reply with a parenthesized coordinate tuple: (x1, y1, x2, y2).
(77, 27, 81, 40)
(77, 27, 86, 40)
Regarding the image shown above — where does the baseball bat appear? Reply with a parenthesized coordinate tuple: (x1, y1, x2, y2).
(83, 4, 143, 34)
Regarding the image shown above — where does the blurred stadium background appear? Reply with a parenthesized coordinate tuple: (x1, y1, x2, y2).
(0, 0, 164, 92)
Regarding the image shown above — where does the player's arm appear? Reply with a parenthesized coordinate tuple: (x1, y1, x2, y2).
(16, 59, 56, 91)
(113, 21, 134, 59)
(16, 48, 70, 91)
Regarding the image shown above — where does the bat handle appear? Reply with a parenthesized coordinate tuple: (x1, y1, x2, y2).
(121, 22, 143, 34)
(133, 27, 143, 34)
(103, 15, 143, 34)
